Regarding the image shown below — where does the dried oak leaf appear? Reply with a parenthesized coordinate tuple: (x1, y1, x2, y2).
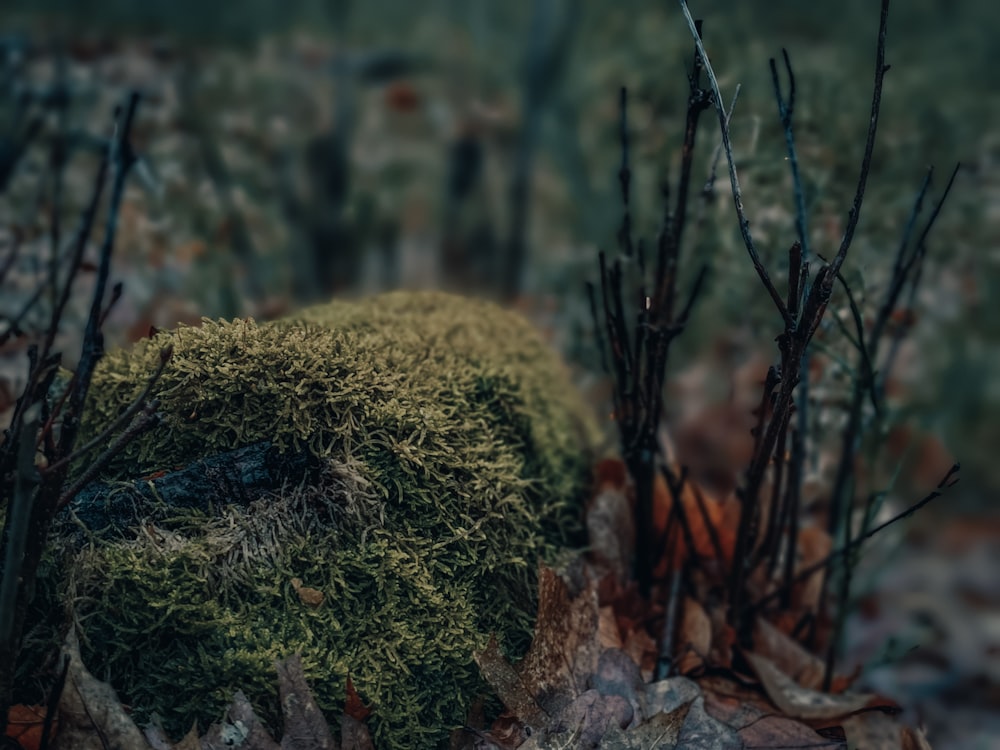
(3, 704, 52, 750)
(698, 674, 836, 749)
(51, 631, 152, 750)
(476, 564, 600, 730)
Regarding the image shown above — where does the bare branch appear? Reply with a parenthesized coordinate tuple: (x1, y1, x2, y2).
(677, 0, 792, 327)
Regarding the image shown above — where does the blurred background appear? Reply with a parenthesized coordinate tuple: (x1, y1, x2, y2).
(0, 0, 996, 747)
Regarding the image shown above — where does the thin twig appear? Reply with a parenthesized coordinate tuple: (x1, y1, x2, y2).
(752, 463, 960, 614)
(677, 0, 792, 327)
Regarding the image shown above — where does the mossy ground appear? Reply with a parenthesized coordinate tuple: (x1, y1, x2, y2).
(32, 291, 595, 748)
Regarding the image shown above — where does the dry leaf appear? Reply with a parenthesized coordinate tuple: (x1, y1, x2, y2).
(676, 598, 712, 675)
(591, 648, 644, 727)
(51, 631, 152, 750)
(623, 625, 657, 683)
(291, 577, 325, 608)
(587, 459, 637, 584)
(673, 695, 743, 749)
(620, 702, 690, 748)
(753, 617, 825, 690)
(3, 704, 53, 750)
(901, 726, 934, 750)
(275, 654, 337, 750)
(343, 676, 371, 722)
(699, 674, 838, 749)
(745, 652, 871, 721)
(842, 711, 913, 750)
(201, 691, 279, 750)
(598, 604, 624, 649)
(475, 635, 550, 731)
(520, 690, 632, 749)
(340, 714, 374, 750)
(482, 565, 600, 718)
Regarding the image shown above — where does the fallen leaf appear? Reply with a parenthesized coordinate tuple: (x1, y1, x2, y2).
(475, 635, 550, 731)
(340, 714, 375, 750)
(591, 648, 644, 727)
(275, 654, 337, 749)
(699, 674, 839, 749)
(598, 604, 624, 649)
(51, 631, 152, 750)
(201, 690, 279, 750)
(841, 710, 912, 750)
(4, 704, 52, 750)
(675, 598, 712, 675)
(901, 726, 934, 750)
(673, 695, 743, 749)
(520, 690, 632, 749)
(343, 675, 371, 722)
(621, 701, 690, 748)
(744, 652, 871, 721)
(291, 577, 325, 608)
(753, 617, 825, 690)
(587, 459, 636, 584)
(494, 565, 599, 716)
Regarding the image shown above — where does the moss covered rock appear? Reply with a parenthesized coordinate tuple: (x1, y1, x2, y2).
(50, 291, 593, 748)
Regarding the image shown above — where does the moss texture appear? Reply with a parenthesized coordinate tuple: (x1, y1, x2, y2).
(50, 291, 593, 748)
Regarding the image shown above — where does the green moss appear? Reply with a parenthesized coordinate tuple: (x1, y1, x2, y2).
(48, 291, 593, 748)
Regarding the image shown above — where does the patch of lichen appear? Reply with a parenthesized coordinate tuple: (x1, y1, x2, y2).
(49, 291, 594, 748)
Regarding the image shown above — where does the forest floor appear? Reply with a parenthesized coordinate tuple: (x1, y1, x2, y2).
(0, 1, 997, 747)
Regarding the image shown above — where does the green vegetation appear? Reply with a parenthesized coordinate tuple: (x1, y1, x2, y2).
(39, 291, 594, 748)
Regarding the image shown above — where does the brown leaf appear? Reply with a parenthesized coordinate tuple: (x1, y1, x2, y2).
(4, 704, 52, 750)
(901, 726, 934, 750)
(339, 714, 374, 750)
(275, 654, 337, 750)
(598, 604, 624, 649)
(744, 652, 871, 721)
(476, 565, 602, 741)
(51, 631, 153, 750)
(699, 674, 837, 749)
(143, 720, 198, 750)
(841, 711, 912, 750)
(623, 625, 657, 682)
(673, 695, 742, 749)
(512, 566, 599, 712)
(621, 701, 690, 748)
(343, 676, 370, 722)
(587, 459, 636, 585)
(592, 648, 644, 726)
(475, 635, 549, 731)
(676, 598, 712, 675)
(291, 577, 325, 608)
(753, 617, 825, 690)
(521, 690, 632, 749)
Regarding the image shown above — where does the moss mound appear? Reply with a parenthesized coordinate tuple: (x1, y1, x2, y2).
(51, 291, 593, 748)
